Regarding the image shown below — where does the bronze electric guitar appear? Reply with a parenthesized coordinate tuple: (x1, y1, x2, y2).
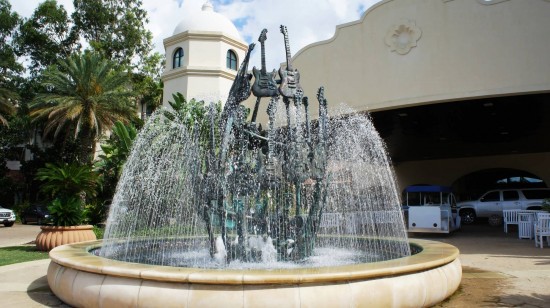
(228, 43, 256, 104)
(278, 25, 303, 98)
(252, 29, 278, 98)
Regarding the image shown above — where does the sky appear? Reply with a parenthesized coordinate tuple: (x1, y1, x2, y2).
(10, 0, 381, 70)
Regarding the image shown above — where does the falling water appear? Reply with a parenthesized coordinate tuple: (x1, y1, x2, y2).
(99, 95, 411, 269)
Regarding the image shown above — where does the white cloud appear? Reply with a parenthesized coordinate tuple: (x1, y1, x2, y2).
(9, 0, 381, 70)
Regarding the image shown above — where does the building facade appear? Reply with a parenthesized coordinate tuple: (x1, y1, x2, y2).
(166, 0, 550, 198)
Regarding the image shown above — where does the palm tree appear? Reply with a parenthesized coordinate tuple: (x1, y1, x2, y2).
(30, 52, 137, 163)
(0, 87, 17, 126)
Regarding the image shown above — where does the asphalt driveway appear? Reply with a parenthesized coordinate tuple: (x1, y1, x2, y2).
(0, 223, 42, 247)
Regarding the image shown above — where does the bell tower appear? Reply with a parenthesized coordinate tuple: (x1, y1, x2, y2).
(162, 1, 248, 105)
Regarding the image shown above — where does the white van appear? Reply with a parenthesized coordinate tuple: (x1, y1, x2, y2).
(403, 185, 461, 233)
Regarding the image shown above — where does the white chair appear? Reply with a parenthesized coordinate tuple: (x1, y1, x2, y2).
(534, 214, 550, 248)
(503, 209, 520, 233)
(518, 212, 536, 239)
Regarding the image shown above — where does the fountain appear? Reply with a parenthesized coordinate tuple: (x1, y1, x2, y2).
(47, 26, 461, 307)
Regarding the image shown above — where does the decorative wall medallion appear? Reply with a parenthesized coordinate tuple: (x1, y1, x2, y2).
(385, 20, 422, 55)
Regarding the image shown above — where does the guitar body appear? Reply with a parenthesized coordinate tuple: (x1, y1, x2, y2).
(252, 66, 279, 97)
(233, 73, 253, 103)
(226, 43, 255, 105)
(278, 67, 302, 98)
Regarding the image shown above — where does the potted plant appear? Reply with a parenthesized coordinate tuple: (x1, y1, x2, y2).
(34, 163, 98, 251)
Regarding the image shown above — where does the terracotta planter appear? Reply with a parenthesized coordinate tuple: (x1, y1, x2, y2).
(36, 225, 97, 251)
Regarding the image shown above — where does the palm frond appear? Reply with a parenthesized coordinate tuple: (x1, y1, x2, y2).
(30, 52, 136, 162)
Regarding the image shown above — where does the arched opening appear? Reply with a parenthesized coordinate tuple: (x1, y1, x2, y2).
(173, 47, 184, 69)
(452, 168, 547, 201)
(226, 50, 237, 70)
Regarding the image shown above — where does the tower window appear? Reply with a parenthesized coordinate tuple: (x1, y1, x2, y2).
(173, 47, 184, 68)
(226, 50, 237, 70)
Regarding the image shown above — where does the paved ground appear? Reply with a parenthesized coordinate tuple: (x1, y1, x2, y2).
(0, 222, 549, 307)
(0, 223, 42, 247)
(415, 223, 550, 307)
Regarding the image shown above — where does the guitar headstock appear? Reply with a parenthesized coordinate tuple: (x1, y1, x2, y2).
(267, 97, 278, 117)
(317, 87, 325, 102)
(280, 25, 287, 36)
(258, 29, 268, 43)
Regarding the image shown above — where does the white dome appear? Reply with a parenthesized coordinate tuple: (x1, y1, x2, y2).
(172, 2, 242, 40)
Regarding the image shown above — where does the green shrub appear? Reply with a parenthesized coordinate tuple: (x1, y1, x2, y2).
(47, 197, 84, 226)
(36, 162, 98, 200)
(92, 225, 105, 239)
(84, 202, 109, 225)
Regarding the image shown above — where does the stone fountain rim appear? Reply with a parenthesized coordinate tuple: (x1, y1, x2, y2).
(49, 238, 458, 285)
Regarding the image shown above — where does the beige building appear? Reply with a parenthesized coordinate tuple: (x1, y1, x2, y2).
(165, 0, 550, 198)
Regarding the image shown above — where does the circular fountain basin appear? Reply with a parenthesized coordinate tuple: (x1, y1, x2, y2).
(47, 238, 461, 308)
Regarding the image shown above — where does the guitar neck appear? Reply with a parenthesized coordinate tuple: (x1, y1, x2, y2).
(284, 34, 292, 71)
(239, 46, 253, 78)
(261, 41, 266, 74)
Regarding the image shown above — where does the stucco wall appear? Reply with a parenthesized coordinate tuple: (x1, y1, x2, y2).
(245, 0, 550, 122)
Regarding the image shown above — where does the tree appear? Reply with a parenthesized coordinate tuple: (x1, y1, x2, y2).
(72, 0, 153, 68)
(132, 52, 164, 117)
(165, 93, 223, 173)
(30, 52, 138, 163)
(94, 121, 137, 222)
(15, 0, 80, 75)
(0, 0, 22, 126)
(96, 121, 137, 195)
(0, 88, 16, 126)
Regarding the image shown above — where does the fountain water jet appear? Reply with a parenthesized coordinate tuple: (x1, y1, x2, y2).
(47, 26, 461, 307)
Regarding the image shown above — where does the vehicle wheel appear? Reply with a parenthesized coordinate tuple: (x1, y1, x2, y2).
(460, 209, 476, 225)
(21, 217, 27, 224)
(4, 222, 14, 227)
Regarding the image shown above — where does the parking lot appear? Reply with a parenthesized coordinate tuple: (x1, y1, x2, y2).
(0, 223, 42, 248)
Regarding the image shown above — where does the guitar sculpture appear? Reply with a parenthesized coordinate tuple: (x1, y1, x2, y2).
(227, 43, 256, 106)
(252, 29, 278, 98)
(278, 25, 302, 98)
